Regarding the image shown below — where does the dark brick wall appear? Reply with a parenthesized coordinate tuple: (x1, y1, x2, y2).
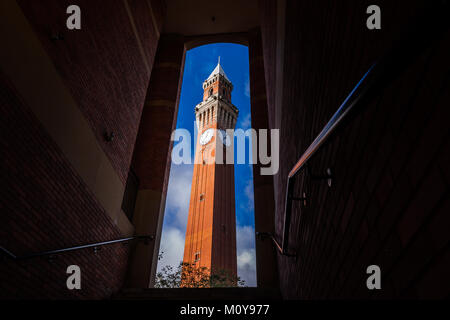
(1, 0, 165, 299)
(259, 0, 450, 298)
(132, 35, 186, 191)
(257, 0, 277, 131)
(248, 29, 279, 288)
(17, 0, 165, 185)
(0, 74, 129, 299)
(125, 35, 185, 288)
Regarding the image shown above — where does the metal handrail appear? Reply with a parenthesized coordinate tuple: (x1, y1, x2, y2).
(1, 235, 154, 261)
(278, 65, 375, 257)
(265, 2, 449, 257)
(257, 65, 376, 257)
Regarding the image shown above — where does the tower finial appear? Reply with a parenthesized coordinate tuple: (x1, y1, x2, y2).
(218, 56, 220, 65)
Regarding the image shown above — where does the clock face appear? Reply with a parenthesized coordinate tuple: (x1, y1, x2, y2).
(199, 128, 214, 145)
(218, 129, 231, 147)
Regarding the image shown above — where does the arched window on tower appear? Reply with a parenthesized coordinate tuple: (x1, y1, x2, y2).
(209, 88, 213, 97)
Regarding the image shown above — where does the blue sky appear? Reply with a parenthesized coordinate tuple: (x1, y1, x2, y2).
(157, 43, 256, 286)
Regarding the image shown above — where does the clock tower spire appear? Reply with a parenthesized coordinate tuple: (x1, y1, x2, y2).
(182, 58, 239, 285)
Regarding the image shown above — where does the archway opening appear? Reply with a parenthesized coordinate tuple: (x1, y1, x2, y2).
(156, 43, 256, 288)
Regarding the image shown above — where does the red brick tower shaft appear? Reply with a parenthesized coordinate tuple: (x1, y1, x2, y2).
(182, 59, 239, 285)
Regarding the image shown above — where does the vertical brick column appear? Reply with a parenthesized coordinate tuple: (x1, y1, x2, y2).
(126, 35, 186, 288)
(248, 29, 279, 289)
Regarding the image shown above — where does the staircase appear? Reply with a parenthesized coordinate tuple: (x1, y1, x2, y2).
(113, 287, 282, 300)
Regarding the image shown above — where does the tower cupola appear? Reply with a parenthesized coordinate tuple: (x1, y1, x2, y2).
(202, 57, 233, 103)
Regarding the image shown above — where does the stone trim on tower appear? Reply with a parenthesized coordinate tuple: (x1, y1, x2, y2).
(195, 59, 238, 131)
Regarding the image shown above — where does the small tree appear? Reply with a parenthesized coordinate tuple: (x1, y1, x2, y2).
(155, 262, 246, 288)
(208, 267, 246, 288)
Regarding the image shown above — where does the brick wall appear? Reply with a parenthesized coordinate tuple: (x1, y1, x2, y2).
(248, 28, 279, 288)
(259, 0, 450, 298)
(17, 0, 165, 185)
(125, 35, 186, 288)
(0, 0, 165, 298)
(132, 35, 186, 191)
(0, 74, 129, 299)
(257, 0, 277, 131)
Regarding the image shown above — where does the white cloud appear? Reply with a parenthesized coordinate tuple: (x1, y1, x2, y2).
(157, 164, 257, 287)
(165, 164, 194, 231)
(236, 225, 257, 286)
(238, 249, 255, 266)
(157, 227, 185, 272)
(237, 249, 256, 286)
(157, 163, 193, 273)
(241, 179, 254, 212)
(157, 224, 258, 287)
(244, 76, 250, 98)
(239, 113, 251, 129)
(236, 225, 255, 251)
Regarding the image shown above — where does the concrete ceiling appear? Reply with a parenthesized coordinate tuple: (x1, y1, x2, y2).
(163, 0, 260, 36)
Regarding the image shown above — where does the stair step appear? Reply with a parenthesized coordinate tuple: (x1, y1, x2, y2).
(114, 287, 282, 300)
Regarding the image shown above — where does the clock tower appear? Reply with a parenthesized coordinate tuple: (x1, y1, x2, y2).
(182, 58, 239, 285)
